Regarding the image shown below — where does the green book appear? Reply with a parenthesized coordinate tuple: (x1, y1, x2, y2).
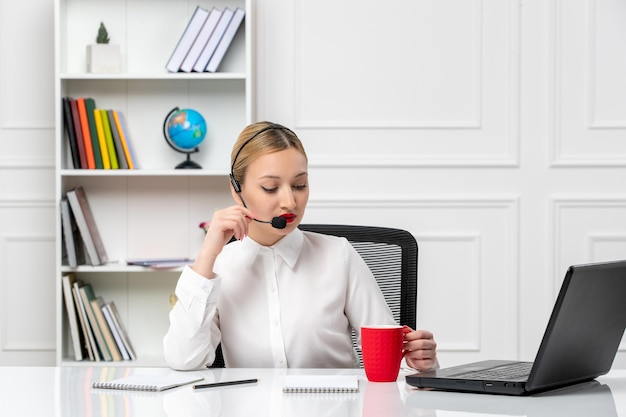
(78, 284, 112, 361)
(100, 109, 119, 169)
(85, 98, 103, 169)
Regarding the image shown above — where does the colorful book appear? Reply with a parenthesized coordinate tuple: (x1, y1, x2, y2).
(79, 284, 112, 361)
(107, 109, 128, 169)
(62, 97, 80, 169)
(112, 110, 136, 169)
(102, 302, 134, 360)
(206, 7, 245, 73)
(72, 280, 98, 361)
(93, 109, 111, 169)
(100, 109, 119, 169)
(69, 99, 87, 169)
(193, 7, 234, 72)
(77, 98, 96, 169)
(165, 5, 210, 72)
(85, 98, 103, 169)
(180, 7, 222, 72)
(91, 297, 123, 361)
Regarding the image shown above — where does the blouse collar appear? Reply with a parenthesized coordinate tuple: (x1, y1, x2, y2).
(240, 228, 304, 269)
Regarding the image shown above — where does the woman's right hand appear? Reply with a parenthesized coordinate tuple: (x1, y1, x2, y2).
(192, 205, 254, 278)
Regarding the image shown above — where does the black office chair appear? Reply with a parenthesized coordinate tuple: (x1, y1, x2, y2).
(210, 224, 418, 368)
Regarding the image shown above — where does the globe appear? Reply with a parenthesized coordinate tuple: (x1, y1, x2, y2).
(163, 107, 207, 169)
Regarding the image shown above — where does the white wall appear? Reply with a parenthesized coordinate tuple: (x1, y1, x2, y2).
(0, 0, 624, 367)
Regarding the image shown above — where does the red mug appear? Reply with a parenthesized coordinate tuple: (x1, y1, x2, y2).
(361, 325, 405, 382)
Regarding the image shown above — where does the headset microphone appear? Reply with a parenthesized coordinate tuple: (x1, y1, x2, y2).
(229, 174, 288, 229)
(255, 216, 288, 229)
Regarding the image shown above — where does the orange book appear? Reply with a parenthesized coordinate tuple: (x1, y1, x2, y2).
(77, 98, 96, 169)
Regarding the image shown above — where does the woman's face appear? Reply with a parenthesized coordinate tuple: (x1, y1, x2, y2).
(237, 147, 309, 246)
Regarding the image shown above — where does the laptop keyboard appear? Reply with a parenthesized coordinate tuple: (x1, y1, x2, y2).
(451, 361, 533, 381)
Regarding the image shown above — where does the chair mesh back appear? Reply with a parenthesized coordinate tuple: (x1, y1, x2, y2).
(351, 241, 403, 324)
(298, 224, 418, 367)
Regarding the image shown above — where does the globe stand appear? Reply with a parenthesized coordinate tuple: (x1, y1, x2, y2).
(176, 152, 202, 169)
(163, 107, 205, 169)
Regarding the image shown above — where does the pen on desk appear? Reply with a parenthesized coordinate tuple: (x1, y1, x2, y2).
(192, 378, 258, 390)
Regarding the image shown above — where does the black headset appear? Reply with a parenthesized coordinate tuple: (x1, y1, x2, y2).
(229, 123, 296, 193)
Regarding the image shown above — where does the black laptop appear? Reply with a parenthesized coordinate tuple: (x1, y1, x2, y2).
(406, 260, 626, 395)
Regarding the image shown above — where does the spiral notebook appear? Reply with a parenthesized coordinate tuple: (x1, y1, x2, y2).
(92, 373, 204, 392)
(282, 375, 359, 393)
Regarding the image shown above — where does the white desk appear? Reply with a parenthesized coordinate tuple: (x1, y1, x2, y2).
(1, 367, 625, 416)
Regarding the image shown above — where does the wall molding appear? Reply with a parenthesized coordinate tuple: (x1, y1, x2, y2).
(551, 195, 626, 294)
(549, 0, 626, 167)
(0, 235, 55, 352)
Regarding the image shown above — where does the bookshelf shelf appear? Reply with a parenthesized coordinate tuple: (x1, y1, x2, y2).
(55, 0, 252, 366)
(60, 169, 229, 177)
(61, 265, 188, 274)
(60, 72, 247, 81)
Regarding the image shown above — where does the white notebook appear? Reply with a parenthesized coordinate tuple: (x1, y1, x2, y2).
(282, 375, 359, 393)
(92, 373, 204, 392)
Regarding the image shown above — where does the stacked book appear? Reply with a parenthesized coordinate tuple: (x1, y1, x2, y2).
(62, 96, 137, 170)
(61, 186, 108, 267)
(166, 5, 245, 73)
(62, 274, 136, 362)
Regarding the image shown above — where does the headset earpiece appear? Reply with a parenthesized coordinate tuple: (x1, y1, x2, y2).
(229, 173, 241, 193)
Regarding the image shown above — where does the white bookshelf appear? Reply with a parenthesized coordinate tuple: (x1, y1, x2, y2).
(54, 0, 252, 366)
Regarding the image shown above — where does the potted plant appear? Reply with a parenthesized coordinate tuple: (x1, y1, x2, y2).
(87, 22, 121, 73)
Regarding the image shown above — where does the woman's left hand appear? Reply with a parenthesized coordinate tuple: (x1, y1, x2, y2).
(402, 326, 438, 371)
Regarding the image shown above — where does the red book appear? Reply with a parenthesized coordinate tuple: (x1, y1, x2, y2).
(69, 99, 87, 169)
(77, 98, 96, 169)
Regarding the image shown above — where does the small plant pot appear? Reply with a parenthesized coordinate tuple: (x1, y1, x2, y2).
(87, 44, 121, 73)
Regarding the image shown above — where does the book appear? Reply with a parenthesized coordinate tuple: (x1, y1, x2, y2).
(66, 186, 108, 265)
(62, 97, 80, 169)
(60, 197, 76, 267)
(90, 297, 123, 361)
(92, 373, 204, 391)
(282, 375, 359, 393)
(192, 7, 234, 72)
(205, 7, 245, 73)
(126, 257, 193, 269)
(100, 109, 119, 169)
(69, 98, 87, 169)
(93, 108, 111, 169)
(77, 98, 96, 169)
(85, 98, 103, 169)
(179, 7, 222, 72)
(107, 110, 128, 169)
(72, 281, 99, 361)
(101, 302, 134, 360)
(113, 111, 138, 169)
(79, 284, 112, 361)
(165, 5, 211, 72)
(61, 274, 85, 361)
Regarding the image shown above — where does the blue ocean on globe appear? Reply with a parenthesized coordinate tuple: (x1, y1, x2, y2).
(166, 108, 207, 150)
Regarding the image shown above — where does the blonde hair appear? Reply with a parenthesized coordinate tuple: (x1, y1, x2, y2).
(230, 121, 307, 187)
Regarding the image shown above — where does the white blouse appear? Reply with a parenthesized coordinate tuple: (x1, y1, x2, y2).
(163, 228, 397, 370)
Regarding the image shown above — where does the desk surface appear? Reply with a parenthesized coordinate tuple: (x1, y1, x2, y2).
(1, 366, 625, 416)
